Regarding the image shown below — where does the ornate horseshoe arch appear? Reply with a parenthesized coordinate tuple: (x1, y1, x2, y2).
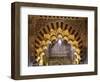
(34, 21, 83, 65)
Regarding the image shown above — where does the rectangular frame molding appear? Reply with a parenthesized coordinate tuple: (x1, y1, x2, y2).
(11, 2, 98, 80)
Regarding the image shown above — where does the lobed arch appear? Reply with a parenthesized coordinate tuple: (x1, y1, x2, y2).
(33, 21, 83, 65)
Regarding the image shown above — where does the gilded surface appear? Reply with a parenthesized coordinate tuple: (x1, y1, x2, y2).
(28, 15, 87, 66)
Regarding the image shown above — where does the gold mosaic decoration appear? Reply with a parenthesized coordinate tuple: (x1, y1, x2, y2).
(33, 22, 82, 65)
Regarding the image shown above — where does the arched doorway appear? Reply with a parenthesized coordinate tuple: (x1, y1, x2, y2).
(33, 22, 82, 65)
